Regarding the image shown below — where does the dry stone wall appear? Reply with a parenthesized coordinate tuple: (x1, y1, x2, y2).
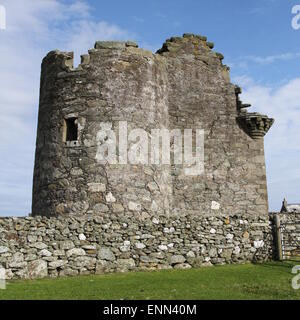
(270, 212, 300, 259)
(0, 213, 274, 280)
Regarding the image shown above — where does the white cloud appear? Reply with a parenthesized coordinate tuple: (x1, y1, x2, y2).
(0, 0, 133, 216)
(233, 76, 300, 211)
(228, 52, 300, 69)
(246, 53, 300, 65)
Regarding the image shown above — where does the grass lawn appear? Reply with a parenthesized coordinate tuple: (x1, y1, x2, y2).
(0, 261, 299, 300)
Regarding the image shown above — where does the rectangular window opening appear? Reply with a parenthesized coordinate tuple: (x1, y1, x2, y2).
(64, 117, 78, 142)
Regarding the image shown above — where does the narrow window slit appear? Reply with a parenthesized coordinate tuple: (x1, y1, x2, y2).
(64, 117, 78, 142)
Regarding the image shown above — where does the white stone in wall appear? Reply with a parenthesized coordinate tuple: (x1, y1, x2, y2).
(135, 243, 146, 249)
(158, 245, 168, 251)
(0, 246, 9, 254)
(87, 183, 106, 193)
(233, 246, 241, 255)
(105, 192, 116, 203)
(152, 217, 159, 224)
(120, 240, 130, 252)
(163, 227, 175, 233)
(211, 201, 220, 210)
(254, 240, 264, 248)
(210, 228, 216, 234)
(79, 233, 86, 241)
(226, 233, 234, 240)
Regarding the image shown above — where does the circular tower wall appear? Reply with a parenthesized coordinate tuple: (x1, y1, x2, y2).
(32, 41, 171, 217)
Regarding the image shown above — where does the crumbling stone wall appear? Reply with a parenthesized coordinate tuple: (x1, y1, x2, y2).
(0, 213, 274, 280)
(32, 34, 273, 218)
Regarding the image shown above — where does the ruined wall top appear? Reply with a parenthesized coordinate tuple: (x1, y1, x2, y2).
(42, 33, 228, 72)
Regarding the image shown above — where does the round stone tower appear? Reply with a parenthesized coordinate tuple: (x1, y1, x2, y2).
(32, 40, 172, 217)
(32, 34, 273, 217)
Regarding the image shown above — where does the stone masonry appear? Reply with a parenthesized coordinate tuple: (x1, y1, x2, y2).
(0, 213, 274, 280)
(0, 34, 279, 280)
(32, 33, 274, 218)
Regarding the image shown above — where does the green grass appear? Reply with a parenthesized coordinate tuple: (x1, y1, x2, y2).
(1, 261, 300, 300)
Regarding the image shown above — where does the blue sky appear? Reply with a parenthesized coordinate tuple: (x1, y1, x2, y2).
(0, 0, 299, 216)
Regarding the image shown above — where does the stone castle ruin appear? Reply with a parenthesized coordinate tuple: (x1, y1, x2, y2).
(2, 34, 287, 280)
(32, 33, 274, 218)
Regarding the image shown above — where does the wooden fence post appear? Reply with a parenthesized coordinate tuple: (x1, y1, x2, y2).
(274, 214, 283, 260)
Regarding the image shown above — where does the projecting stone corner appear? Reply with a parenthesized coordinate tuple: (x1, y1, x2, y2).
(237, 112, 274, 139)
(234, 85, 274, 139)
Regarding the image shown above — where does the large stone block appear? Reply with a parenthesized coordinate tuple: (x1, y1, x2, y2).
(28, 260, 48, 279)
